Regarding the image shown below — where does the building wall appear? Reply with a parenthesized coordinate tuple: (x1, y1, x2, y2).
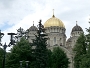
(45, 26, 66, 47)
(27, 31, 37, 43)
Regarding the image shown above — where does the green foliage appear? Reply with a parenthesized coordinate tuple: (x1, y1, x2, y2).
(51, 47, 69, 68)
(73, 33, 87, 68)
(86, 28, 90, 54)
(78, 27, 90, 68)
(31, 20, 49, 68)
(79, 54, 90, 68)
(46, 49, 52, 68)
(74, 33, 86, 55)
(6, 37, 32, 68)
(73, 24, 90, 68)
(0, 48, 4, 68)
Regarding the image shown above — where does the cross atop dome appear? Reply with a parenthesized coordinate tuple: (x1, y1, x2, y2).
(52, 9, 55, 17)
(44, 10, 65, 28)
(76, 21, 78, 26)
(89, 15, 90, 23)
(33, 21, 34, 26)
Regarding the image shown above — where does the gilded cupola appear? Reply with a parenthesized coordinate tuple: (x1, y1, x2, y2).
(44, 10, 65, 28)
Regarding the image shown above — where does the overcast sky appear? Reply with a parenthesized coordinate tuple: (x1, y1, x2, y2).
(0, 0, 90, 50)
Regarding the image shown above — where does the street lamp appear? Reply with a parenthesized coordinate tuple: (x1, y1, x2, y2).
(19, 61, 23, 68)
(0, 30, 17, 68)
(19, 61, 29, 68)
(0, 30, 4, 45)
(8, 33, 17, 46)
(25, 61, 29, 68)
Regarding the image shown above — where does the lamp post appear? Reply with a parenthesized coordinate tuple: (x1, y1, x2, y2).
(25, 61, 29, 68)
(19, 61, 29, 68)
(2, 43, 7, 68)
(19, 61, 23, 68)
(0, 30, 17, 68)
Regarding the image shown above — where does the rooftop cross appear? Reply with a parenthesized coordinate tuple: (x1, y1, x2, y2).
(33, 21, 34, 26)
(52, 9, 55, 17)
(89, 15, 90, 23)
(76, 21, 78, 26)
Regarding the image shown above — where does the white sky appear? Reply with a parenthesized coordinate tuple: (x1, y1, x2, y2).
(0, 0, 90, 50)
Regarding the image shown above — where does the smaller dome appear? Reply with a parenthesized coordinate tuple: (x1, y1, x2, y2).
(67, 37, 72, 43)
(71, 24, 83, 32)
(29, 24, 38, 31)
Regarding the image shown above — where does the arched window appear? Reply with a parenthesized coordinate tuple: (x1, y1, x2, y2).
(60, 38, 62, 40)
(57, 28, 58, 32)
(60, 43, 62, 46)
(78, 32, 79, 34)
(54, 37, 56, 44)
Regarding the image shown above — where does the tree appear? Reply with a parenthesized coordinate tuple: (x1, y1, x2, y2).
(31, 20, 49, 68)
(79, 25, 90, 68)
(86, 27, 90, 54)
(46, 49, 52, 68)
(73, 33, 87, 68)
(79, 54, 90, 68)
(6, 37, 32, 68)
(51, 47, 69, 68)
(0, 48, 5, 68)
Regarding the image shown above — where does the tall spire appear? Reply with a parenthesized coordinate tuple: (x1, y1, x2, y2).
(33, 21, 34, 26)
(89, 15, 90, 23)
(76, 21, 78, 26)
(52, 9, 55, 17)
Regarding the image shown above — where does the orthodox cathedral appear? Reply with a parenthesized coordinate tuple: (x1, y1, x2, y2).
(26, 13, 83, 68)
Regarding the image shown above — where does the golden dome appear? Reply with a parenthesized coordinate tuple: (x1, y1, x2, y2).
(44, 15, 65, 28)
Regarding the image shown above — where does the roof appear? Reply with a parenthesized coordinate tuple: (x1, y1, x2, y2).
(44, 15, 65, 28)
(29, 24, 38, 31)
(71, 24, 83, 32)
